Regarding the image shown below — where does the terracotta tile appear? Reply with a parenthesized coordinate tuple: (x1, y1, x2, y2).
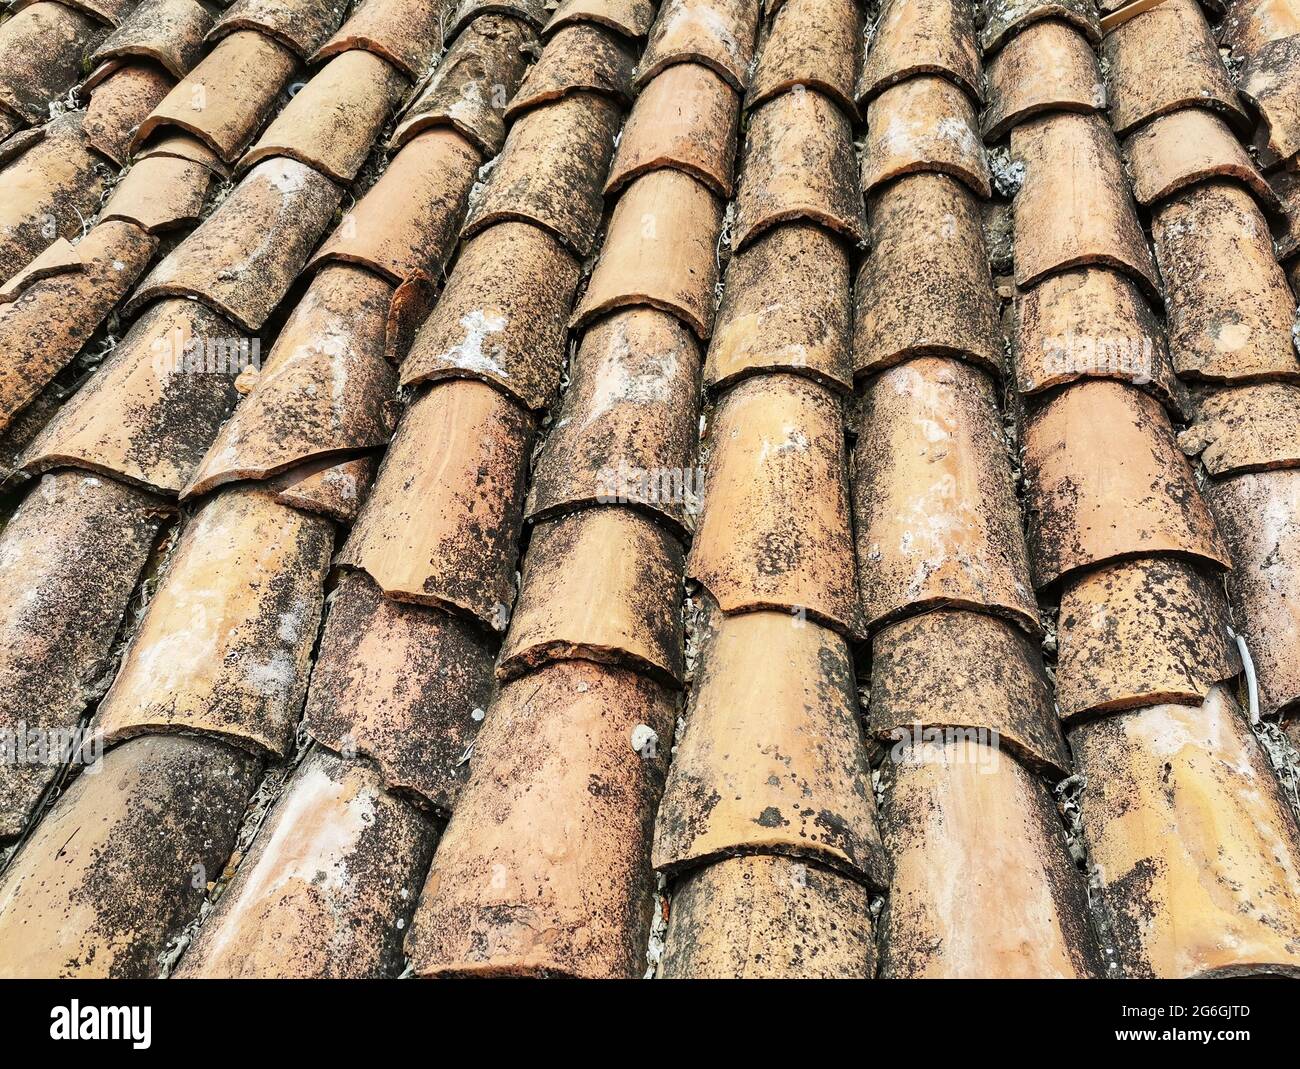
(186, 266, 397, 499)
(655, 605, 887, 884)
(240, 50, 406, 183)
(401, 221, 580, 411)
(0, 3, 106, 124)
(858, 0, 980, 106)
(982, 18, 1105, 141)
(636, 0, 759, 90)
(102, 151, 212, 231)
(572, 169, 723, 338)
(0, 472, 165, 839)
(94, 486, 333, 756)
(208, 0, 347, 58)
(733, 87, 864, 248)
(83, 62, 175, 166)
(1152, 182, 1299, 384)
(130, 157, 341, 331)
(267, 454, 376, 523)
(405, 660, 675, 978)
(1012, 267, 1185, 414)
(499, 506, 685, 685)
(878, 737, 1101, 978)
(20, 298, 244, 492)
(339, 379, 534, 629)
(980, 0, 1100, 53)
(748, 0, 861, 114)
(1101, 0, 1247, 137)
(448, 0, 548, 36)
(1123, 109, 1281, 215)
(0, 735, 259, 978)
(390, 15, 534, 157)
(605, 62, 739, 197)
(1179, 383, 1300, 476)
(1022, 379, 1230, 588)
(1208, 469, 1300, 718)
(0, 220, 155, 433)
(462, 92, 621, 256)
(133, 30, 299, 163)
(1241, 37, 1300, 170)
(854, 358, 1040, 633)
(136, 129, 227, 174)
(861, 75, 989, 198)
(660, 855, 876, 978)
(547, 0, 657, 38)
(854, 173, 1002, 379)
(870, 608, 1070, 778)
(692, 374, 861, 634)
(312, 0, 445, 80)
(526, 308, 701, 537)
(305, 571, 497, 814)
(1010, 111, 1159, 299)
(175, 749, 437, 978)
(1056, 556, 1239, 721)
(1072, 687, 1300, 978)
(506, 23, 636, 120)
(91, 0, 215, 79)
(1222, 0, 1300, 59)
(0, 114, 109, 283)
(706, 222, 852, 393)
(310, 129, 479, 287)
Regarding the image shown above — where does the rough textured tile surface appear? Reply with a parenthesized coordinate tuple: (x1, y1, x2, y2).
(0, 472, 164, 839)
(877, 738, 1102, 979)
(499, 506, 686, 686)
(1073, 688, 1300, 978)
(304, 571, 498, 815)
(339, 380, 534, 630)
(869, 608, 1070, 777)
(982, 18, 1104, 140)
(854, 173, 1002, 379)
(0, 735, 259, 978)
(1056, 557, 1241, 720)
(1022, 380, 1230, 588)
(526, 308, 702, 536)
(405, 660, 675, 978)
(858, 0, 980, 104)
(1152, 182, 1300, 384)
(655, 606, 887, 884)
(175, 749, 437, 978)
(706, 222, 852, 393)
(862, 75, 990, 198)
(1209, 470, 1300, 718)
(660, 855, 877, 978)
(94, 488, 334, 757)
(605, 61, 739, 197)
(854, 358, 1040, 633)
(402, 221, 581, 411)
(636, 0, 759, 90)
(1101, 0, 1247, 136)
(733, 87, 865, 248)
(691, 374, 861, 636)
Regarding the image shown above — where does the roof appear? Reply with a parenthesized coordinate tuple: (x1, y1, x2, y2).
(0, 0, 1297, 979)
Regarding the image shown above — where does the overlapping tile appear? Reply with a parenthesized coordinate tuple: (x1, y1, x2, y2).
(1072, 688, 1300, 977)
(857, 0, 980, 105)
(174, 749, 438, 978)
(854, 357, 1040, 631)
(854, 173, 1001, 378)
(0, 735, 260, 978)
